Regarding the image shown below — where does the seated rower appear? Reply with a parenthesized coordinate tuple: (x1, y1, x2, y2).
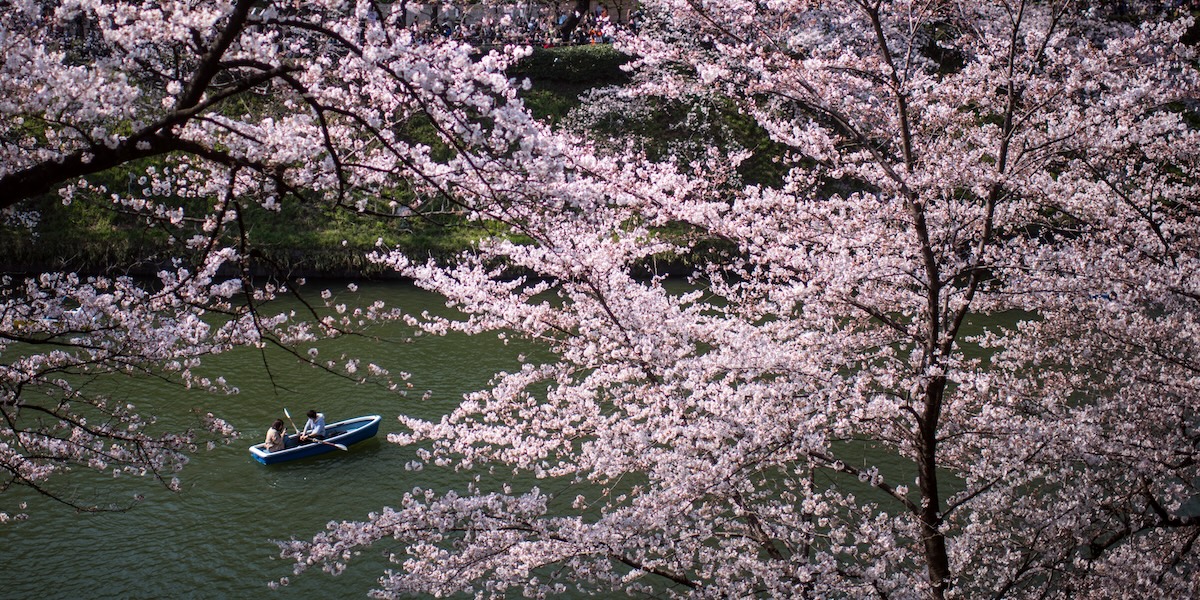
(299, 409, 326, 442)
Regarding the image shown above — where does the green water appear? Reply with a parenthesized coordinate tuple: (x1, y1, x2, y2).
(0, 282, 1017, 599)
(0, 282, 528, 599)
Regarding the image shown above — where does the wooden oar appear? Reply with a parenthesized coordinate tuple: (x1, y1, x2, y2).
(283, 407, 301, 434)
(284, 408, 348, 451)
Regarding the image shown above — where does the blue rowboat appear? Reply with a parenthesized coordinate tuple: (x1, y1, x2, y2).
(249, 415, 381, 464)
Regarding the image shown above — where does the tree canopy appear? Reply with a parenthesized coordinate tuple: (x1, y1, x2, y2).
(3, 1, 1200, 598)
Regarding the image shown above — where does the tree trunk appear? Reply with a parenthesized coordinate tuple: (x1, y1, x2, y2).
(556, 0, 591, 39)
(918, 375, 952, 599)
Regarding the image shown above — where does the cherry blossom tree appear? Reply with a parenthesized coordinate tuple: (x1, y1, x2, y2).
(277, 1, 1200, 598)
(0, 0, 538, 518)
(4, 0, 1199, 596)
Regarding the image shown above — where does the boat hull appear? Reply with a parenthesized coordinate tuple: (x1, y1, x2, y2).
(249, 415, 381, 464)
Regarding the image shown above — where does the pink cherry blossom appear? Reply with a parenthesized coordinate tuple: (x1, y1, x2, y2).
(4, 1, 1199, 598)
(312, 2, 1199, 598)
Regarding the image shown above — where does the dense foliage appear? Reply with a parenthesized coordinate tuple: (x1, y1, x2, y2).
(1, 0, 535, 515)
(291, 2, 1200, 598)
(1, 44, 633, 276)
(3, 1, 1200, 599)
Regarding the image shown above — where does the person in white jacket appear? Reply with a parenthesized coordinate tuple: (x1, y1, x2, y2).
(300, 410, 326, 442)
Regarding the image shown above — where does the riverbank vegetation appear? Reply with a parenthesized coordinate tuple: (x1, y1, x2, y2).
(1, 44, 634, 277)
(2, 40, 778, 278)
(4, 2, 1200, 599)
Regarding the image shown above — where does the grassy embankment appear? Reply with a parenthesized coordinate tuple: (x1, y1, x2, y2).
(3, 44, 783, 279)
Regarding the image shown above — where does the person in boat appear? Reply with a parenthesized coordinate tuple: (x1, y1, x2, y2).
(265, 419, 286, 453)
(300, 409, 326, 443)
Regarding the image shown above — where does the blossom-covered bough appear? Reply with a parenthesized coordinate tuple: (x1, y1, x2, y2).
(278, 1, 1200, 598)
(0, 0, 536, 519)
(4, 0, 1200, 597)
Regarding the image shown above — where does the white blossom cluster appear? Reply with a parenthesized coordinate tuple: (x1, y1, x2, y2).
(290, 1, 1200, 598)
(0, 0, 522, 513)
(3, 0, 1200, 598)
